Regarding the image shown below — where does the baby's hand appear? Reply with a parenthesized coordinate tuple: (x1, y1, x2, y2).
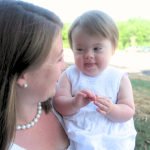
(73, 89, 95, 109)
(94, 95, 114, 115)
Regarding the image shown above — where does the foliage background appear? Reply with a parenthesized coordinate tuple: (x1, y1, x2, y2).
(62, 18, 150, 49)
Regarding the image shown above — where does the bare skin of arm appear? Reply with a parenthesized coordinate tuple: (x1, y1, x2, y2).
(94, 74, 135, 123)
(53, 72, 95, 116)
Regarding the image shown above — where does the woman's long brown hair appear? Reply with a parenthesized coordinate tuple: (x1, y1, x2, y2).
(0, 1, 63, 149)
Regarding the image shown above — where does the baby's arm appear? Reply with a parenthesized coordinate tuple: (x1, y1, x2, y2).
(95, 74, 135, 123)
(53, 71, 95, 116)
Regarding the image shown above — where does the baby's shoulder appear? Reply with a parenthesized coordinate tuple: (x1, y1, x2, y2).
(66, 65, 80, 75)
(66, 65, 80, 83)
(107, 66, 126, 77)
(66, 65, 79, 72)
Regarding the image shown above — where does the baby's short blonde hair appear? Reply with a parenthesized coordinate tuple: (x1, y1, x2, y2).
(68, 10, 119, 50)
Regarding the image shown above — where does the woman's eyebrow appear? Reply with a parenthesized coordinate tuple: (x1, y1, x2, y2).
(61, 49, 64, 55)
(58, 49, 64, 57)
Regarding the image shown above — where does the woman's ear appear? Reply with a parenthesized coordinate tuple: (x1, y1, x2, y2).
(17, 73, 27, 87)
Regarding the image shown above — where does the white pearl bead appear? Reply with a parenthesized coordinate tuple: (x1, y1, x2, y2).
(36, 114, 40, 118)
(16, 126, 21, 130)
(30, 121, 35, 126)
(34, 118, 38, 123)
(24, 84, 27, 88)
(21, 125, 26, 129)
(38, 106, 42, 110)
(26, 124, 31, 128)
(38, 110, 41, 114)
(16, 103, 42, 130)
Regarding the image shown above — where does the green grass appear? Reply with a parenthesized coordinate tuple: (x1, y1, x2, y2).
(130, 79, 150, 96)
(134, 120, 150, 150)
(130, 77, 150, 149)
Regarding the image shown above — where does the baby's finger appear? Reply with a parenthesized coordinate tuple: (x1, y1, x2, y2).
(96, 108, 106, 115)
(97, 96, 111, 102)
(77, 92, 86, 98)
(94, 101, 108, 111)
(96, 99, 109, 107)
(84, 91, 95, 100)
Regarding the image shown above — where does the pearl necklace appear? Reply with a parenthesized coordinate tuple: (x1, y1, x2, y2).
(16, 103, 42, 130)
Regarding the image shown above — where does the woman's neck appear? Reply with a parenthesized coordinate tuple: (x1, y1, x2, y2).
(16, 100, 39, 126)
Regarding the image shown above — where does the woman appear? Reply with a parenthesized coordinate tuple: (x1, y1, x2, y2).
(0, 1, 74, 149)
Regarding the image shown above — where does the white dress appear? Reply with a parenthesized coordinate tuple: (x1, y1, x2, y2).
(63, 65, 137, 150)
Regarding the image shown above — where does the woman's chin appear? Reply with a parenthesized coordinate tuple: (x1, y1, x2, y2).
(49, 89, 56, 98)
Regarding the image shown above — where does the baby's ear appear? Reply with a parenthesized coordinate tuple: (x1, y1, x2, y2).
(17, 73, 26, 87)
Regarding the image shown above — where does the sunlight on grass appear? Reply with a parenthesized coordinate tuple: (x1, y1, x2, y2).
(130, 79, 150, 96)
(134, 120, 150, 150)
(129, 77, 150, 150)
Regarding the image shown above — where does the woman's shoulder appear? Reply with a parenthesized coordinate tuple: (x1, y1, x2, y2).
(51, 99, 65, 127)
(51, 100, 76, 150)
(40, 110, 70, 149)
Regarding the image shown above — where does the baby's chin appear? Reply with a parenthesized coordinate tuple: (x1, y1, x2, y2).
(83, 71, 102, 77)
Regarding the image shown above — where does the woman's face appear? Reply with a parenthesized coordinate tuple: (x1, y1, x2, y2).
(25, 31, 66, 101)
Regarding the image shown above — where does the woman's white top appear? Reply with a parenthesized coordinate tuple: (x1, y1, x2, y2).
(63, 65, 137, 150)
(10, 104, 75, 150)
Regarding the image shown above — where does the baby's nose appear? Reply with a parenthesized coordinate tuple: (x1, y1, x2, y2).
(85, 51, 94, 59)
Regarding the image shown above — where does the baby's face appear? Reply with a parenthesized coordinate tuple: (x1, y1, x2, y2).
(72, 26, 115, 77)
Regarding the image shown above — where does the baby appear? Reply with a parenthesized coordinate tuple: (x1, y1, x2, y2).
(54, 10, 137, 150)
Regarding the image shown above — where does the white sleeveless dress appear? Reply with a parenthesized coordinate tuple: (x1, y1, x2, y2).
(63, 65, 137, 150)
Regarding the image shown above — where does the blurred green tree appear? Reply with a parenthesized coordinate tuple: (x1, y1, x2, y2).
(62, 23, 71, 48)
(62, 19, 150, 50)
(117, 18, 150, 49)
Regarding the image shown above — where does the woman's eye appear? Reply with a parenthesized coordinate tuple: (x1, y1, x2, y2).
(58, 54, 64, 61)
(58, 57, 62, 61)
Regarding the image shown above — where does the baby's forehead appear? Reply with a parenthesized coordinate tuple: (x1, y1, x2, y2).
(71, 27, 114, 49)
(73, 26, 106, 40)
(73, 25, 106, 38)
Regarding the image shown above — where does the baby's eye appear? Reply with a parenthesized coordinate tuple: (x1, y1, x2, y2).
(77, 48, 84, 51)
(94, 47, 101, 51)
